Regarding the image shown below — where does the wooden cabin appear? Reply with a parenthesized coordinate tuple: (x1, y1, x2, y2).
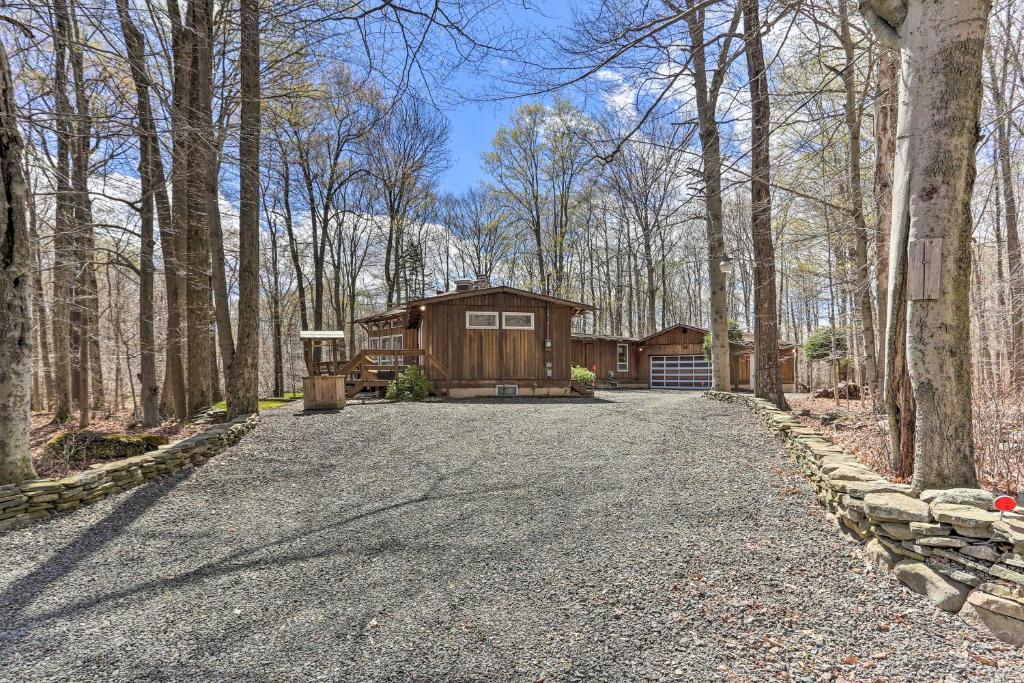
(352, 282, 593, 398)
(571, 323, 797, 391)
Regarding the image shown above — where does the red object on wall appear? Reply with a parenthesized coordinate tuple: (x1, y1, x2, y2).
(994, 495, 1017, 512)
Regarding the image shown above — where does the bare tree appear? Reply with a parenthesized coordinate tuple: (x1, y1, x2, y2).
(0, 30, 36, 484)
(742, 0, 787, 409)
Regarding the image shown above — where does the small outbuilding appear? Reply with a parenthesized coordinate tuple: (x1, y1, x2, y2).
(300, 330, 347, 409)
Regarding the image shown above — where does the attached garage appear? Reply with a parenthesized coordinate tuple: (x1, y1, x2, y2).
(649, 354, 712, 389)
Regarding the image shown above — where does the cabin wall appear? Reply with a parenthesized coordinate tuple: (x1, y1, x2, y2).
(571, 339, 640, 382)
(420, 292, 574, 388)
(364, 324, 416, 350)
(733, 348, 797, 390)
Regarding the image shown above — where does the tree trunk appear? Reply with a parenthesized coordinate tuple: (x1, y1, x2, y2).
(116, 0, 159, 426)
(225, 0, 261, 418)
(184, 0, 214, 413)
(687, 5, 732, 391)
(50, 0, 74, 422)
(0, 38, 36, 484)
(161, 0, 191, 420)
(862, 0, 987, 490)
(743, 0, 787, 409)
(873, 45, 898, 396)
(985, 42, 1023, 387)
(838, 0, 878, 403)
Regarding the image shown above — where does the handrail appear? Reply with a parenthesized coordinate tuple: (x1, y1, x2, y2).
(426, 352, 450, 379)
(341, 349, 429, 378)
(338, 349, 370, 377)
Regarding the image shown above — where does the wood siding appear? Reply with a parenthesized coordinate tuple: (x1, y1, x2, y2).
(571, 338, 640, 382)
(733, 347, 796, 385)
(418, 292, 574, 384)
(636, 326, 707, 383)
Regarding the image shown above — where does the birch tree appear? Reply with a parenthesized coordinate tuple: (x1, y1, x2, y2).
(861, 0, 989, 490)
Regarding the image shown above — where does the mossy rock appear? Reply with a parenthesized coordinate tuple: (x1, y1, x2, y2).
(45, 431, 169, 464)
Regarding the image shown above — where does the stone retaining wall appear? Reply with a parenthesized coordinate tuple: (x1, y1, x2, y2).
(706, 390, 1024, 646)
(0, 413, 259, 532)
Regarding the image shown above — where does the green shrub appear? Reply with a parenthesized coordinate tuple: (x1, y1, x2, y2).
(804, 326, 848, 361)
(44, 431, 169, 464)
(703, 319, 744, 359)
(571, 365, 596, 384)
(385, 366, 432, 401)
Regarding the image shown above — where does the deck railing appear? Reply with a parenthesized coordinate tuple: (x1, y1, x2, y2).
(340, 349, 450, 397)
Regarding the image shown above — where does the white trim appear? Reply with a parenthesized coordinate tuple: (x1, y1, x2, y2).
(501, 311, 535, 330)
(299, 330, 345, 339)
(616, 343, 629, 372)
(466, 311, 500, 329)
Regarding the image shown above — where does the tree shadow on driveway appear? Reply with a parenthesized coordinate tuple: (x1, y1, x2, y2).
(0, 469, 532, 643)
(0, 468, 197, 628)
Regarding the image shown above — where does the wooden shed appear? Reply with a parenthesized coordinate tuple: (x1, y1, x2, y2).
(352, 283, 593, 398)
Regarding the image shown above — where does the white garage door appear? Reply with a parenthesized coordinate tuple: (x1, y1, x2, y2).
(649, 355, 711, 389)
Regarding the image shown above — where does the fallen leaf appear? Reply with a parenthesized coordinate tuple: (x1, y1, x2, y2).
(970, 653, 998, 667)
(841, 655, 860, 665)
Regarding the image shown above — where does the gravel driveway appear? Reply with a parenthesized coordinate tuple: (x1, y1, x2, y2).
(1, 391, 1022, 682)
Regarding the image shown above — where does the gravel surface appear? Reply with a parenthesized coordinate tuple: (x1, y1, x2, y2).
(1, 390, 1022, 682)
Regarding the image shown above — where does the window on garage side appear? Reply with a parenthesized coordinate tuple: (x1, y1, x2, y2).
(617, 343, 629, 372)
(466, 311, 499, 329)
(502, 312, 534, 330)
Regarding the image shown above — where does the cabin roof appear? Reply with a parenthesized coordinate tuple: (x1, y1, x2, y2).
(406, 286, 594, 313)
(571, 333, 638, 342)
(354, 307, 409, 324)
(635, 322, 709, 344)
(356, 286, 594, 325)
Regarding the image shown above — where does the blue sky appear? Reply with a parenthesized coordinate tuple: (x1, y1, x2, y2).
(438, 79, 519, 194)
(436, 1, 575, 194)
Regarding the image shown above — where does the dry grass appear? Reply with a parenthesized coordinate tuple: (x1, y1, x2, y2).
(30, 409, 205, 479)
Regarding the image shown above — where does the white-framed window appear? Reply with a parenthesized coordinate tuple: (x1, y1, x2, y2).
(366, 336, 380, 365)
(502, 312, 535, 330)
(391, 334, 404, 364)
(617, 343, 629, 373)
(466, 311, 499, 329)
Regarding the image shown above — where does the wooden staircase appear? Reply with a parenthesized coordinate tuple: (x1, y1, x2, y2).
(340, 349, 450, 398)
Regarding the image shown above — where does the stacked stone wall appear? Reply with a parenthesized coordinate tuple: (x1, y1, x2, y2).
(707, 391, 1024, 645)
(0, 413, 259, 531)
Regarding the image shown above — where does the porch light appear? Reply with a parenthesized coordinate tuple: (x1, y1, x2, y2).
(719, 254, 735, 275)
(419, 305, 426, 311)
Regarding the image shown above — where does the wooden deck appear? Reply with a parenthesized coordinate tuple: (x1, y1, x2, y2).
(340, 349, 451, 398)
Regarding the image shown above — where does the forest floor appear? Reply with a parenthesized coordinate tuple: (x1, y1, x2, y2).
(28, 411, 206, 479)
(28, 392, 303, 479)
(2, 391, 1022, 681)
(787, 394, 1024, 495)
(787, 395, 894, 479)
